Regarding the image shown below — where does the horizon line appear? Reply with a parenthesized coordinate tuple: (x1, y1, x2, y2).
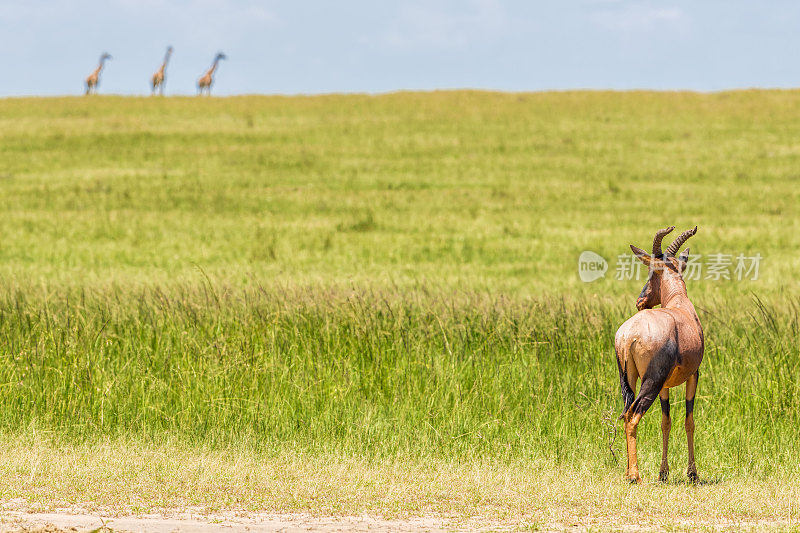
(2, 86, 800, 99)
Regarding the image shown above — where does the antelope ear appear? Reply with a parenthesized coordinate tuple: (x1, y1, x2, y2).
(630, 245, 652, 266)
(676, 248, 690, 272)
(667, 248, 690, 272)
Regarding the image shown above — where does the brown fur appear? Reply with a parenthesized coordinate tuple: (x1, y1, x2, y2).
(151, 47, 173, 96)
(85, 53, 111, 95)
(614, 228, 703, 483)
(197, 52, 226, 95)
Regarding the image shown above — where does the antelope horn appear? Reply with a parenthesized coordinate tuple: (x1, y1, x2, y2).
(665, 226, 698, 256)
(652, 226, 675, 257)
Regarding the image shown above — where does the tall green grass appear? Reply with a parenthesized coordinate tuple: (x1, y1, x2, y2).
(1, 285, 797, 478)
(0, 92, 799, 481)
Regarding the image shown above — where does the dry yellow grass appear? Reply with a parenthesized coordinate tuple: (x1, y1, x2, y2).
(0, 436, 798, 530)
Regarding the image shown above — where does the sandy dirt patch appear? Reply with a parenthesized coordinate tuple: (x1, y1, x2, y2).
(1, 511, 501, 533)
(1, 511, 795, 532)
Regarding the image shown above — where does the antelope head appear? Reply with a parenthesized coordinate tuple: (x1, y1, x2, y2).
(631, 226, 697, 310)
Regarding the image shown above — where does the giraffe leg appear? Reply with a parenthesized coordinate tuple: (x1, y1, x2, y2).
(658, 388, 671, 482)
(685, 371, 699, 482)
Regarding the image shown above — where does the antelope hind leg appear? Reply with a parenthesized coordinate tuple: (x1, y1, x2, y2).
(616, 357, 637, 479)
(659, 388, 671, 482)
(625, 371, 671, 483)
(685, 371, 699, 482)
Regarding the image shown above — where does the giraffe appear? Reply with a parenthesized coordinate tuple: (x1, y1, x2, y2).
(151, 46, 173, 96)
(197, 52, 227, 96)
(85, 53, 112, 95)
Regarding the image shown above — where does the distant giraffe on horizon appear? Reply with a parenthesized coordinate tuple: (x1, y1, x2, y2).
(151, 46, 173, 96)
(197, 52, 226, 95)
(85, 53, 112, 95)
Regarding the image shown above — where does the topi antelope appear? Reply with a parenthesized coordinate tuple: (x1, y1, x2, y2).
(614, 226, 703, 483)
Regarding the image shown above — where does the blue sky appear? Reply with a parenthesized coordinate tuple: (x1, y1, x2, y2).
(2, 0, 800, 96)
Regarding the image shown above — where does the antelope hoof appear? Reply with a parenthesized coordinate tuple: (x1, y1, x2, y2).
(626, 473, 642, 484)
(687, 469, 698, 483)
(659, 469, 669, 483)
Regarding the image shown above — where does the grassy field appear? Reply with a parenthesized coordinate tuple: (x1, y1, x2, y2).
(0, 92, 799, 528)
